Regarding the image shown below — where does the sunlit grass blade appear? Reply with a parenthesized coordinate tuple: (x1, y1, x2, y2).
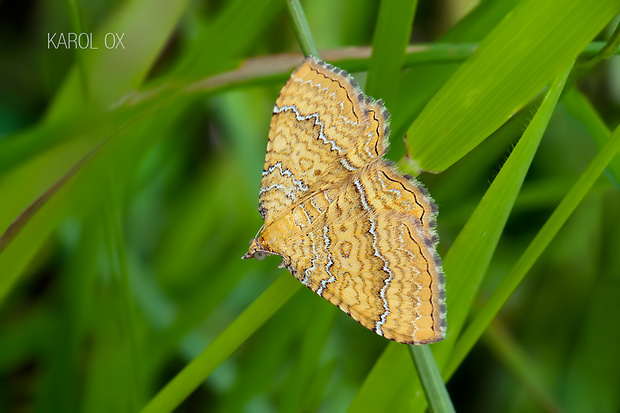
(405, 0, 620, 172)
(141, 273, 301, 413)
(445, 122, 620, 379)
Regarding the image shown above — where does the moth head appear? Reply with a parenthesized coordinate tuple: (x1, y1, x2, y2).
(252, 250, 267, 261)
(242, 238, 269, 261)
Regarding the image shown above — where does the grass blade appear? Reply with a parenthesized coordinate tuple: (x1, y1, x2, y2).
(365, 0, 417, 105)
(286, 0, 319, 57)
(404, 0, 620, 172)
(141, 273, 300, 413)
(352, 58, 573, 413)
(445, 120, 620, 379)
(561, 87, 620, 186)
(434, 64, 572, 360)
(410, 345, 455, 413)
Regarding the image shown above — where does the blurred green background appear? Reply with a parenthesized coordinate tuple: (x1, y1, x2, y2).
(1, 0, 619, 411)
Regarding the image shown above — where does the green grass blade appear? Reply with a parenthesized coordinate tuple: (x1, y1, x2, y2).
(102, 181, 142, 409)
(445, 121, 620, 379)
(0, 141, 103, 255)
(484, 322, 562, 412)
(434, 65, 572, 360)
(47, 0, 190, 120)
(286, 0, 319, 57)
(561, 87, 620, 186)
(351, 59, 572, 413)
(562, 231, 620, 412)
(404, 0, 620, 172)
(349, 343, 418, 412)
(365, 0, 417, 105)
(409, 345, 455, 413)
(141, 273, 301, 413)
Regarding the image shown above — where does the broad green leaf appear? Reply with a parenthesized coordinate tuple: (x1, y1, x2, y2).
(405, 0, 620, 172)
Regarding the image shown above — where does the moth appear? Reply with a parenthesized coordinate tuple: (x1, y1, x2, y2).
(244, 56, 445, 344)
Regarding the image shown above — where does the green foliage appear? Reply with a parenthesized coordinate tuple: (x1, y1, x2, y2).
(1, 0, 619, 411)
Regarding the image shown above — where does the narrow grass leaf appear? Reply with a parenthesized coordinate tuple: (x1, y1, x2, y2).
(445, 122, 620, 379)
(409, 345, 455, 413)
(102, 181, 142, 409)
(141, 273, 301, 413)
(286, 0, 319, 57)
(561, 87, 620, 186)
(433, 65, 572, 361)
(349, 343, 417, 412)
(365, 0, 417, 105)
(352, 58, 572, 413)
